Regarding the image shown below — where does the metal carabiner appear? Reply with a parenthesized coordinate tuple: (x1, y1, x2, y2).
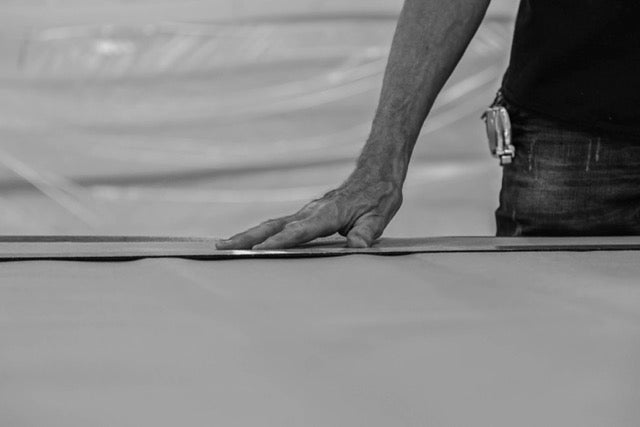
(482, 106, 516, 166)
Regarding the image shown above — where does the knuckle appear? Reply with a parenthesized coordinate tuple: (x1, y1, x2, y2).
(300, 198, 330, 216)
(283, 221, 304, 233)
(320, 188, 340, 200)
(261, 217, 283, 226)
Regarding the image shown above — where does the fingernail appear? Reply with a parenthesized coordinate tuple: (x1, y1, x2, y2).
(215, 239, 231, 248)
(348, 236, 369, 248)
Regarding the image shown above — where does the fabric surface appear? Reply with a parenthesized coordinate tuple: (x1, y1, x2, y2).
(495, 95, 640, 236)
(2, 236, 640, 260)
(502, 1, 640, 136)
(2, 252, 640, 426)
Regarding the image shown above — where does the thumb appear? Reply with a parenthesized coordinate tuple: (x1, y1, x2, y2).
(346, 214, 385, 248)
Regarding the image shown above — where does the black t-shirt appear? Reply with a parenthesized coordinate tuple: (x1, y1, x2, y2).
(501, 0, 640, 136)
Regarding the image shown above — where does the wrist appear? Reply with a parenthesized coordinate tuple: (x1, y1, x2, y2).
(354, 133, 413, 185)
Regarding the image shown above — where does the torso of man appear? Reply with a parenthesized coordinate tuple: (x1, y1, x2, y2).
(502, 0, 640, 137)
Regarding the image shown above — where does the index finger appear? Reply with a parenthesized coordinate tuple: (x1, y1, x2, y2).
(216, 216, 292, 250)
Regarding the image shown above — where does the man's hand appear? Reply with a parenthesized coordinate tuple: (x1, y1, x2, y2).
(215, 172, 402, 250)
(216, 0, 490, 250)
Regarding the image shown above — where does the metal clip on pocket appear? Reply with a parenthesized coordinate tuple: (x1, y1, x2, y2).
(482, 106, 515, 166)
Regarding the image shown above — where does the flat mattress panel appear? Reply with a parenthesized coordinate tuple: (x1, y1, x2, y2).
(1, 247, 639, 426)
(1, 236, 640, 260)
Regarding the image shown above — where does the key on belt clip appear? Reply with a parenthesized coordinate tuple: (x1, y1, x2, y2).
(482, 106, 515, 166)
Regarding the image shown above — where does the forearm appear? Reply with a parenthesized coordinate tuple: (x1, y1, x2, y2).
(356, 0, 491, 184)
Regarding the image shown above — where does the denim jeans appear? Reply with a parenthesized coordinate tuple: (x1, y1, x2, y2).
(494, 96, 640, 236)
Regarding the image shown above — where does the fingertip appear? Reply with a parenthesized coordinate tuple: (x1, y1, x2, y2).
(216, 238, 252, 250)
(346, 235, 371, 248)
(215, 239, 231, 250)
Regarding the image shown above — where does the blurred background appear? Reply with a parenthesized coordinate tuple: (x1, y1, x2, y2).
(0, 0, 517, 237)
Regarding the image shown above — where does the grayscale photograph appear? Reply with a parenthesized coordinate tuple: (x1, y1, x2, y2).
(1, 0, 639, 425)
